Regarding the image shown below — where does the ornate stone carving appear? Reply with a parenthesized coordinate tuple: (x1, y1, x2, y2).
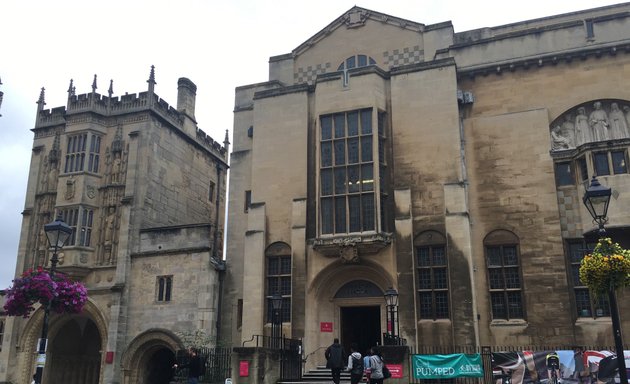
(550, 100, 630, 151)
(339, 246, 359, 264)
(313, 232, 392, 258)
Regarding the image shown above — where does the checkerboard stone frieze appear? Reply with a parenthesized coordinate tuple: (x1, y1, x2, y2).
(383, 45, 424, 68)
(295, 62, 332, 84)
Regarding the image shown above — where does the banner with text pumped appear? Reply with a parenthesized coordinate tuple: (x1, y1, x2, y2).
(412, 353, 484, 379)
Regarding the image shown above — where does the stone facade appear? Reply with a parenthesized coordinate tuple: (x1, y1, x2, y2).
(222, 3, 630, 373)
(0, 69, 228, 384)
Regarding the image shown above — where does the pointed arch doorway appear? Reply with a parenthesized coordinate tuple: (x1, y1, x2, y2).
(335, 280, 383, 354)
(45, 316, 102, 384)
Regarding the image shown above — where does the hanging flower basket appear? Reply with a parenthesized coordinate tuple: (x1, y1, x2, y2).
(579, 238, 630, 294)
(3, 267, 88, 318)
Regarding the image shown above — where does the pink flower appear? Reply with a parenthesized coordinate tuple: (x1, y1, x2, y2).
(3, 269, 88, 317)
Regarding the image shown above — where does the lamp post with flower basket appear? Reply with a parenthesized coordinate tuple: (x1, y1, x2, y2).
(580, 176, 630, 383)
(3, 216, 88, 384)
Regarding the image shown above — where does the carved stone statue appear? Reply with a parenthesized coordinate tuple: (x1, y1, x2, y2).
(575, 107, 591, 145)
(610, 103, 629, 139)
(561, 113, 575, 148)
(111, 152, 122, 184)
(551, 125, 571, 150)
(104, 206, 116, 245)
(589, 101, 609, 142)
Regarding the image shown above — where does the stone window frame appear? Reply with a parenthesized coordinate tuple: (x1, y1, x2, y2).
(156, 275, 173, 302)
(414, 230, 449, 320)
(59, 206, 94, 247)
(484, 230, 525, 321)
(265, 242, 291, 323)
(64, 133, 102, 174)
(319, 108, 387, 236)
(566, 239, 610, 318)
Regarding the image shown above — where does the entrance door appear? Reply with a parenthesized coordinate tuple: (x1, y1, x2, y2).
(340, 306, 381, 355)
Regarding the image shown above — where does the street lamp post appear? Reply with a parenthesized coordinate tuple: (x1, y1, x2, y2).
(384, 287, 399, 344)
(271, 292, 283, 349)
(583, 176, 628, 383)
(34, 216, 72, 384)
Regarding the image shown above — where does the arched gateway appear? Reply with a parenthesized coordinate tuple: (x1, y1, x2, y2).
(19, 300, 107, 384)
(121, 329, 181, 384)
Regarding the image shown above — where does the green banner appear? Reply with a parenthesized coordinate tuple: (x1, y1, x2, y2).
(412, 353, 484, 379)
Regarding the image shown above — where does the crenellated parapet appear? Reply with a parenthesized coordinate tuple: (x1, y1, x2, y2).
(33, 67, 228, 162)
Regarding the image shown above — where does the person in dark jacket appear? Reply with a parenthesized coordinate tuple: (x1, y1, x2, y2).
(173, 348, 203, 384)
(325, 338, 346, 384)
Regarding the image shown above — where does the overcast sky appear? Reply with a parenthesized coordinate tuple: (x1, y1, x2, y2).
(0, 0, 623, 288)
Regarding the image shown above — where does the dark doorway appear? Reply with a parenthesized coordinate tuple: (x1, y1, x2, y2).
(46, 317, 101, 384)
(341, 306, 381, 355)
(145, 348, 176, 384)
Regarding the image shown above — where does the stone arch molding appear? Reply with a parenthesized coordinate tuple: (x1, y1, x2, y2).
(309, 258, 393, 301)
(550, 99, 630, 151)
(122, 328, 182, 370)
(18, 298, 108, 384)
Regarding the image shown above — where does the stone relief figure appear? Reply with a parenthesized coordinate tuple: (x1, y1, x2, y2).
(561, 113, 575, 147)
(104, 206, 116, 245)
(551, 124, 571, 150)
(111, 152, 122, 184)
(574, 107, 591, 145)
(624, 105, 630, 134)
(589, 101, 609, 141)
(100, 206, 119, 265)
(610, 102, 630, 139)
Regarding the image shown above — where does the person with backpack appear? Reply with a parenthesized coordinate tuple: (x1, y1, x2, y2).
(346, 343, 363, 384)
(369, 347, 385, 384)
(325, 338, 346, 384)
(363, 349, 372, 384)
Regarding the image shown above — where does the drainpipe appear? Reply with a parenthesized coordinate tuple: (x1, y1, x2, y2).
(457, 89, 480, 347)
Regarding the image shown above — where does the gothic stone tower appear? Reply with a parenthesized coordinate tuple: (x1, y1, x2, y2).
(0, 67, 228, 384)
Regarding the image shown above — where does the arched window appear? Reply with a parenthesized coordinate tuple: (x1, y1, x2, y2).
(337, 55, 377, 71)
(484, 230, 524, 320)
(414, 231, 449, 320)
(265, 242, 291, 323)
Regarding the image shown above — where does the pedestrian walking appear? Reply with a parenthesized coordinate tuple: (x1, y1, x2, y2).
(347, 343, 363, 384)
(363, 349, 372, 384)
(368, 347, 385, 384)
(173, 347, 203, 384)
(325, 338, 346, 384)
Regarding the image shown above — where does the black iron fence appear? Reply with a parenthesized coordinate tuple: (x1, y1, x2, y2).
(174, 347, 231, 384)
(407, 344, 625, 384)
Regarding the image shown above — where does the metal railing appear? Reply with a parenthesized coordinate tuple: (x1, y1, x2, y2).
(174, 347, 231, 384)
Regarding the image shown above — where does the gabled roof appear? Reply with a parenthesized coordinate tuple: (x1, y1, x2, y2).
(292, 6, 432, 57)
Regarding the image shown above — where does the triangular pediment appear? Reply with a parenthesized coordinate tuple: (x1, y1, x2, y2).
(292, 6, 427, 57)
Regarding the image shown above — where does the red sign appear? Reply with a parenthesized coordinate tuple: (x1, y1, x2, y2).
(239, 361, 249, 377)
(320, 322, 333, 332)
(386, 364, 403, 379)
(105, 351, 114, 364)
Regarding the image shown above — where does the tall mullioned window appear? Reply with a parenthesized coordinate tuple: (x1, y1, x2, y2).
(266, 242, 291, 323)
(60, 207, 94, 246)
(65, 133, 101, 173)
(484, 230, 524, 320)
(567, 240, 610, 317)
(320, 108, 382, 235)
(415, 231, 449, 320)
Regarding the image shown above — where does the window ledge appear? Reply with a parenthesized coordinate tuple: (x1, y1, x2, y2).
(490, 319, 528, 327)
(576, 316, 611, 323)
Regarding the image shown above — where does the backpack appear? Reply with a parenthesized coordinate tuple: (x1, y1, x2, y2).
(351, 356, 364, 375)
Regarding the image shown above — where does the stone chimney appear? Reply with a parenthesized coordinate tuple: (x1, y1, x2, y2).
(177, 77, 197, 120)
(177, 77, 197, 137)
